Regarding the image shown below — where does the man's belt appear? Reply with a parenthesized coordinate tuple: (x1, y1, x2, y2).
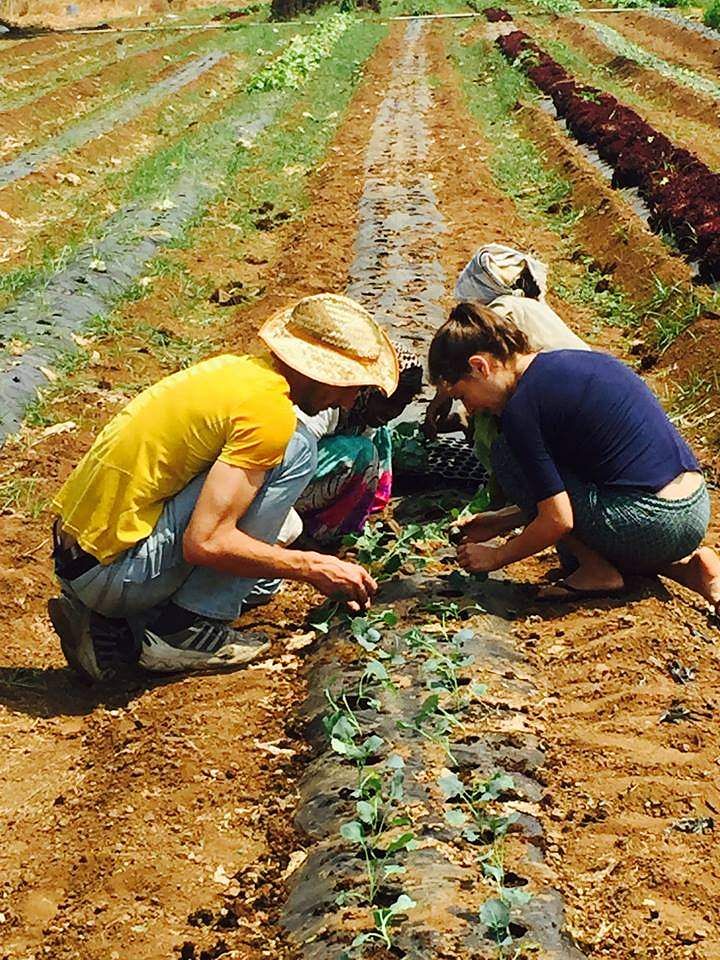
(52, 518, 100, 581)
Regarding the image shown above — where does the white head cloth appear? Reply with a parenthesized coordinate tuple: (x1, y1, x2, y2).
(454, 242, 549, 304)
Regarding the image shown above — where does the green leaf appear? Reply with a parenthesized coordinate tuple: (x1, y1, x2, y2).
(389, 894, 417, 914)
(357, 635, 378, 652)
(386, 753, 405, 770)
(356, 800, 375, 825)
(501, 887, 532, 908)
(416, 693, 440, 721)
(381, 554, 402, 575)
(331, 737, 364, 760)
(444, 808, 467, 827)
(438, 771, 464, 799)
(331, 716, 357, 741)
(364, 660, 389, 682)
(480, 897, 511, 931)
(362, 734, 384, 755)
(383, 864, 406, 877)
(385, 831, 415, 854)
(340, 820, 365, 843)
(477, 772, 515, 801)
(483, 862, 504, 884)
(359, 773, 383, 797)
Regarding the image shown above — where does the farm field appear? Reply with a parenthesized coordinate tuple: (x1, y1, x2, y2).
(1, 1, 720, 959)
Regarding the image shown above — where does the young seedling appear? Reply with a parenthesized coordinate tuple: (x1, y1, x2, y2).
(397, 692, 459, 763)
(340, 756, 416, 903)
(439, 770, 519, 844)
(323, 688, 384, 763)
(339, 893, 417, 957)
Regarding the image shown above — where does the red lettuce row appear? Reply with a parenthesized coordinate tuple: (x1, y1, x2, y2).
(484, 8, 514, 21)
(497, 30, 720, 283)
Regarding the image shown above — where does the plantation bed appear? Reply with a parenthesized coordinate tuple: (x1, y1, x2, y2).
(496, 27, 720, 283)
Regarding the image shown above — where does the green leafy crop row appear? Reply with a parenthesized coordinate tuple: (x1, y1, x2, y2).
(246, 12, 354, 92)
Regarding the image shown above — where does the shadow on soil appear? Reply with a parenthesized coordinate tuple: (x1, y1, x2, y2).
(0, 664, 176, 719)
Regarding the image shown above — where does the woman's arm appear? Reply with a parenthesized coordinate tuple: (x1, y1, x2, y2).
(457, 492, 573, 573)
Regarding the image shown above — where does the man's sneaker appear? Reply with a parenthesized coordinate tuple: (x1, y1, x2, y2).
(241, 578, 283, 612)
(140, 616, 270, 674)
(47, 593, 131, 683)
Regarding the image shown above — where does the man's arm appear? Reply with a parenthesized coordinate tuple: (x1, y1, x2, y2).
(183, 460, 377, 608)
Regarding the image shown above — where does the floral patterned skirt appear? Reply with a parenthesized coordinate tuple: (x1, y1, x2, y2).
(294, 427, 392, 545)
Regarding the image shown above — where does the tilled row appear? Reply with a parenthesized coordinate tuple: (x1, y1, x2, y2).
(0, 105, 279, 440)
(496, 26, 720, 283)
(0, 49, 228, 188)
(0, 30, 219, 156)
(282, 573, 585, 959)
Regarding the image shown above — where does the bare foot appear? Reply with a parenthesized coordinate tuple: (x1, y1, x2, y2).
(537, 554, 624, 600)
(663, 546, 720, 614)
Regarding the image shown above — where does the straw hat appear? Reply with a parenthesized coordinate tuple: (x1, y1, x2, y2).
(259, 293, 399, 396)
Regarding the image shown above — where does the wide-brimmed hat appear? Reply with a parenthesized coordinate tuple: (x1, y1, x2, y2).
(259, 293, 399, 396)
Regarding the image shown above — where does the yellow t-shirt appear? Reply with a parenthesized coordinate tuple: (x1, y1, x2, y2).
(53, 354, 296, 563)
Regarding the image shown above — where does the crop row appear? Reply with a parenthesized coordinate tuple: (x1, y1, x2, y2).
(284, 519, 545, 956)
(496, 28, 720, 282)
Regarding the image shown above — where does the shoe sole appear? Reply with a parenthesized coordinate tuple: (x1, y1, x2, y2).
(48, 597, 102, 683)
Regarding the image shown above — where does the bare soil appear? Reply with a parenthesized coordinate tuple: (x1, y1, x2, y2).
(0, 44, 244, 270)
(0, 32, 216, 161)
(595, 9, 720, 78)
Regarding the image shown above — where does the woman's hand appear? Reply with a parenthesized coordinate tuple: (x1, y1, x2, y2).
(455, 506, 524, 543)
(457, 542, 504, 574)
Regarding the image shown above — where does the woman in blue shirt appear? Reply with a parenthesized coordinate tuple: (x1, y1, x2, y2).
(428, 302, 720, 610)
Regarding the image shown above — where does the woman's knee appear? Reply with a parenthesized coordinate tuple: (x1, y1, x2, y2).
(490, 436, 535, 515)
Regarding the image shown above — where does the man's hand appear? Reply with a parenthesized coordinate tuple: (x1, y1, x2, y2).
(306, 554, 378, 611)
(457, 542, 504, 574)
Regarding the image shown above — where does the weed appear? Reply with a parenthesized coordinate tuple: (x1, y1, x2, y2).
(666, 372, 718, 432)
(706, 0, 720, 29)
(525, 0, 580, 12)
(85, 312, 125, 341)
(0, 477, 48, 519)
(553, 259, 640, 330)
(644, 278, 704, 353)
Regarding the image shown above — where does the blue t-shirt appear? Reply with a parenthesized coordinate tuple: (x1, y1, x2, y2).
(500, 351, 700, 502)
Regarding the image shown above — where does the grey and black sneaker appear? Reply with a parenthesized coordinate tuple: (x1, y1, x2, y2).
(240, 578, 283, 612)
(140, 615, 270, 675)
(48, 593, 133, 683)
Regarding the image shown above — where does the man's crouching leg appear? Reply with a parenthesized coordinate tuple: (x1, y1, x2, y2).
(139, 427, 316, 675)
(48, 591, 137, 684)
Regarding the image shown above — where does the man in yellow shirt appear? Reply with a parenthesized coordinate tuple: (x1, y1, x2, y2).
(49, 294, 399, 683)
